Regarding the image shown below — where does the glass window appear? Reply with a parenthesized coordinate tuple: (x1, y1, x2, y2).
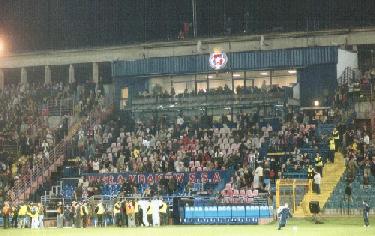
(121, 87, 128, 99)
(120, 87, 129, 110)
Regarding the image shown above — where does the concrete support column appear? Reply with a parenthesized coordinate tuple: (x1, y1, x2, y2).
(44, 65, 52, 85)
(269, 70, 273, 86)
(21, 67, 27, 85)
(69, 64, 75, 84)
(0, 69, 4, 90)
(93, 62, 99, 84)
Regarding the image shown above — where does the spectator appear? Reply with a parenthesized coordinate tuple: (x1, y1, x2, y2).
(313, 171, 321, 194)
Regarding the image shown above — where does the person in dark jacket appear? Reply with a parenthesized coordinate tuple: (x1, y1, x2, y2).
(363, 201, 370, 228)
(277, 203, 292, 230)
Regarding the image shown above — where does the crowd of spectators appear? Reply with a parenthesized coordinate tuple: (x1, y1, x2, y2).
(134, 83, 289, 99)
(0, 75, 363, 205)
(64, 104, 332, 201)
(0, 81, 103, 204)
(342, 126, 374, 185)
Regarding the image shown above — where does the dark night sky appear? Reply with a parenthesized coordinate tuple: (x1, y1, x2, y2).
(0, 0, 375, 52)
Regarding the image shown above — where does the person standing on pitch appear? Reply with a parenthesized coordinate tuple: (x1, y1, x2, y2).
(151, 197, 162, 226)
(113, 200, 122, 227)
(277, 203, 292, 230)
(95, 201, 105, 227)
(30, 204, 39, 229)
(56, 202, 64, 228)
(2, 201, 11, 229)
(38, 203, 45, 228)
(159, 199, 168, 225)
(363, 201, 370, 228)
(138, 199, 150, 227)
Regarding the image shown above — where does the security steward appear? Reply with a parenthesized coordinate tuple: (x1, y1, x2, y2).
(307, 165, 315, 180)
(315, 153, 324, 177)
(113, 200, 122, 227)
(95, 201, 105, 227)
(18, 203, 28, 228)
(80, 202, 88, 228)
(159, 200, 168, 225)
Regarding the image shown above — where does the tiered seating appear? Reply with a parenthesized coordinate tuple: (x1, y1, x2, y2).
(220, 183, 259, 204)
(102, 184, 121, 196)
(317, 124, 335, 137)
(299, 148, 316, 160)
(62, 185, 75, 199)
(326, 174, 375, 210)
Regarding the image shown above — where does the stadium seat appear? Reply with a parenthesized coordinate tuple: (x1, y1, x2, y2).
(232, 206, 245, 218)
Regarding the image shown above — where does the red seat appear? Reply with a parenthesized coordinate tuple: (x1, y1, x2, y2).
(246, 197, 254, 204)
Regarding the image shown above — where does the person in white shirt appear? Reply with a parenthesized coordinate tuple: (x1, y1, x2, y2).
(41, 140, 49, 152)
(364, 133, 370, 150)
(93, 160, 100, 173)
(254, 165, 264, 187)
(314, 172, 321, 194)
(138, 200, 150, 227)
(151, 198, 163, 226)
(177, 116, 184, 126)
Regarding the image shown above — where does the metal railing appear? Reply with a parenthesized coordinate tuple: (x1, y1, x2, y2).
(11, 101, 114, 202)
(38, 98, 74, 116)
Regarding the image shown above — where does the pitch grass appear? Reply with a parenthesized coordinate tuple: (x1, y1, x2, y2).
(0, 217, 373, 236)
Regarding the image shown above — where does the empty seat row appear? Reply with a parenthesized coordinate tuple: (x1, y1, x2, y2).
(185, 206, 272, 219)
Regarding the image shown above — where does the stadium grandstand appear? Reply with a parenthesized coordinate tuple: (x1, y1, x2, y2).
(0, 1, 375, 236)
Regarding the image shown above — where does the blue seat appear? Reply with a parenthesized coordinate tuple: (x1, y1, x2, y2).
(204, 206, 218, 218)
(232, 206, 245, 217)
(218, 206, 231, 218)
(194, 206, 204, 218)
(246, 206, 258, 218)
(185, 206, 193, 219)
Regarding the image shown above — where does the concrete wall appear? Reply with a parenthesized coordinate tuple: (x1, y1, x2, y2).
(2, 27, 375, 69)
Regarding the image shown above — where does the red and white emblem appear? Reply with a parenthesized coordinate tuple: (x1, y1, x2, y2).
(209, 51, 228, 70)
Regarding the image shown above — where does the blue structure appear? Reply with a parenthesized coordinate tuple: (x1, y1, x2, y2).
(112, 46, 339, 110)
(183, 205, 272, 225)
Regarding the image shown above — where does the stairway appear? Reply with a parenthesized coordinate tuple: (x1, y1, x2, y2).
(294, 152, 346, 217)
(13, 105, 113, 202)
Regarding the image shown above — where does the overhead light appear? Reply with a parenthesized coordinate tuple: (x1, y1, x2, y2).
(233, 73, 241, 77)
(314, 100, 320, 107)
(169, 104, 175, 108)
(224, 107, 231, 110)
(288, 70, 297, 74)
(260, 72, 268, 76)
(208, 75, 213, 79)
(0, 38, 5, 55)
